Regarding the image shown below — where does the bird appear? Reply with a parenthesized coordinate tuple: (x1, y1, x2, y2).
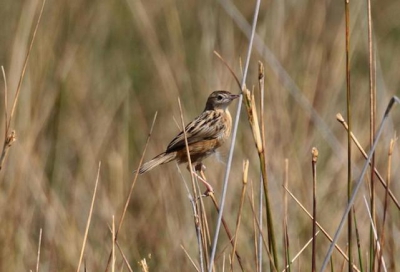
(136, 90, 239, 192)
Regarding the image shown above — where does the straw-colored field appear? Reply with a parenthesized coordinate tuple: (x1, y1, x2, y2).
(1, 0, 399, 271)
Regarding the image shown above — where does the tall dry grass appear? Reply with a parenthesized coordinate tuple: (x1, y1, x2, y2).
(0, 0, 399, 271)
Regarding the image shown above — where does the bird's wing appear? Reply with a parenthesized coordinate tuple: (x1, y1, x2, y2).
(166, 110, 225, 153)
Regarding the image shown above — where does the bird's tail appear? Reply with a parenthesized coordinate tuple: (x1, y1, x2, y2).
(136, 152, 176, 174)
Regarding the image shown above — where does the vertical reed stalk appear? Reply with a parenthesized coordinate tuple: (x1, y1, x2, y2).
(378, 137, 396, 272)
(353, 209, 364, 272)
(230, 160, 249, 271)
(367, 0, 377, 269)
(311, 148, 318, 272)
(344, 1, 353, 270)
(283, 159, 290, 272)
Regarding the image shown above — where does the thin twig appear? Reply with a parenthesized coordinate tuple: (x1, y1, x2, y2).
(77, 162, 101, 272)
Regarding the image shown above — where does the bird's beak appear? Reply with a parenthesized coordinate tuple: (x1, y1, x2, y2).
(229, 94, 240, 100)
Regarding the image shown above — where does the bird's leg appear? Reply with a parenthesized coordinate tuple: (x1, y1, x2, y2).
(187, 163, 214, 196)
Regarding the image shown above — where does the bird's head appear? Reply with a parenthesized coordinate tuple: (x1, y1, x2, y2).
(204, 90, 240, 111)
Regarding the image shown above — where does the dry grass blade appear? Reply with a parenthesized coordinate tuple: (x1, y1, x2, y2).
(111, 215, 115, 272)
(115, 240, 133, 272)
(242, 84, 277, 267)
(35, 228, 42, 272)
(177, 97, 206, 271)
(0, 0, 46, 171)
(176, 165, 206, 272)
(378, 136, 397, 272)
(105, 112, 157, 271)
(283, 159, 290, 272)
(230, 160, 248, 271)
(213, 51, 241, 90)
(1, 66, 7, 134)
(139, 258, 149, 272)
(181, 244, 200, 272)
(282, 232, 319, 272)
(246, 192, 278, 272)
(206, 187, 244, 271)
(77, 162, 101, 272)
(363, 197, 387, 272)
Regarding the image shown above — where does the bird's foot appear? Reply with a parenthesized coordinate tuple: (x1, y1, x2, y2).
(201, 186, 214, 197)
(194, 163, 206, 172)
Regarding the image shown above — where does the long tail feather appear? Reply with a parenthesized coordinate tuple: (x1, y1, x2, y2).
(136, 152, 176, 174)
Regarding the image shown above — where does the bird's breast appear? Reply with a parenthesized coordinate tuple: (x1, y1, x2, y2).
(217, 109, 232, 145)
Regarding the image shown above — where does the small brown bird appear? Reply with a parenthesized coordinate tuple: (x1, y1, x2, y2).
(137, 90, 239, 187)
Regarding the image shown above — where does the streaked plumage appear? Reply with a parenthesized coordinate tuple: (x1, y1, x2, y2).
(137, 90, 239, 174)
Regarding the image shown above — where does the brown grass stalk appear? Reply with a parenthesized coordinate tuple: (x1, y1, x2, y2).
(229, 160, 248, 271)
(35, 228, 42, 272)
(242, 86, 278, 269)
(283, 159, 290, 272)
(112, 215, 115, 272)
(115, 240, 133, 272)
(181, 244, 200, 272)
(282, 231, 319, 272)
(367, 0, 377, 269)
(249, 179, 260, 271)
(207, 189, 245, 271)
(352, 208, 364, 272)
(344, 1, 353, 269)
(105, 113, 157, 271)
(311, 147, 318, 272)
(377, 136, 397, 272)
(177, 97, 207, 271)
(77, 162, 101, 272)
(246, 193, 277, 272)
(0, 0, 46, 171)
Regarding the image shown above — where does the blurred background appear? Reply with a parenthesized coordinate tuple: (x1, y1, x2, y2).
(0, 0, 399, 270)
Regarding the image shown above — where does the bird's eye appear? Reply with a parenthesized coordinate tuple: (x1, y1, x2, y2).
(217, 95, 223, 101)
